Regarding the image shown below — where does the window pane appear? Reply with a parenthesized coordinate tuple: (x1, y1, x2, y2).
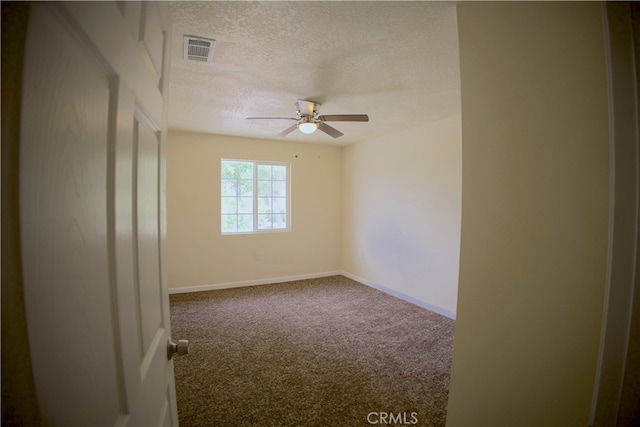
(258, 181, 272, 197)
(222, 214, 237, 233)
(257, 165, 271, 180)
(238, 197, 253, 214)
(221, 197, 237, 214)
(272, 197, 287, 213)
(221, 161, 238, 180)
(272, 165, 286, 180)
(272, 181, 286, 197)
(258, 214, 272, 229)
(273, 214, 287, 229)
(238, 162, 254, 179)
(239, 179, 253, 196)
(258, 197, 272, 213)
(238, 215, 253, 232)
(221, 180, 237, 196)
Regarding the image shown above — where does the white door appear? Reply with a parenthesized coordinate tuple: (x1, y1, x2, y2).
(19, 2, 181, 425)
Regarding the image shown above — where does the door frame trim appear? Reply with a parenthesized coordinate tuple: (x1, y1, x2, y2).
(590, 2, 639, 425)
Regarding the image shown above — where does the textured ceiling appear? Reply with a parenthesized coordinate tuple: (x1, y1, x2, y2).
(168, 1, 461, 145)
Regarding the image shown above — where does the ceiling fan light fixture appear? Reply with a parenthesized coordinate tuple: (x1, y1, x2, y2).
(298, 121, 318, 134)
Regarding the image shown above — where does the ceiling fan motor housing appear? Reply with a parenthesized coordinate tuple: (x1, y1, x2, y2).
(297, 99, 319, 118)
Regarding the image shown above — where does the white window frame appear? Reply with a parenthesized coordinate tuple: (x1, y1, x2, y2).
(221, 158, 291, 234)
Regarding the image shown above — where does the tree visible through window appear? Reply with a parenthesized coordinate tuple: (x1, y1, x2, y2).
(221, 159, 290, 233)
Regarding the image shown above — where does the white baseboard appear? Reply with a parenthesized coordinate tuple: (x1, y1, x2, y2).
(339, 271, 456, 320)
(168, 270, 342, 294)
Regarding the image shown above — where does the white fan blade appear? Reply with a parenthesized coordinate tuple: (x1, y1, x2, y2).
(318, 122, 344, 138)
(318, 114, 369, 122)
(246, 117, 296, 120)
(276, 124, 298, 138)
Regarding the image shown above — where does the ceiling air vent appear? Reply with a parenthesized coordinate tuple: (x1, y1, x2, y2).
(184, 36, 215, 63)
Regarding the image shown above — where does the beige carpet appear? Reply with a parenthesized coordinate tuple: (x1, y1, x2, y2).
(169, 275, 455, 426)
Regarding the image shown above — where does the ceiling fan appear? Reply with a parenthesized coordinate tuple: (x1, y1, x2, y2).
(246, 99, 369, 138)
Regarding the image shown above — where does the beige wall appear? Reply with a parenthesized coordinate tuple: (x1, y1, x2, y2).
(167, 131, 342, 289)
(341, 116, 462, 317)
(167, 124, 462, 310)
(446, 2, 610, 426)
